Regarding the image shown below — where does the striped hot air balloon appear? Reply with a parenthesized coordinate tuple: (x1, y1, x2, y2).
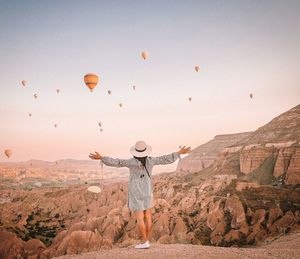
(84, 73, 99, 92)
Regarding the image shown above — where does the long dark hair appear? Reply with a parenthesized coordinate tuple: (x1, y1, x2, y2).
(133, 156, 147, 168)
(133, 156, 150, 178)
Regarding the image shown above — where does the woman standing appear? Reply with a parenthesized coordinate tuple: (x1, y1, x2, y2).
(89, 140, 190, 249)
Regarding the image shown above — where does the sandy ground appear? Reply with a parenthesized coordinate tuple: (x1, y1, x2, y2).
(54, 232, 300, 259)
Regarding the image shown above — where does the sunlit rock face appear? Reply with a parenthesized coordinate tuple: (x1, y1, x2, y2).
(240, 145, 300, 185)
(235, 104, 300, 185)
(273, 147, 295, 178)
(176, 132, 252, 173)
(240, 147, 274, 174)
(285, 148, 300, 184)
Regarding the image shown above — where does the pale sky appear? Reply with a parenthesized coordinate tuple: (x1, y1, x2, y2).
(0, 0, 299, 162)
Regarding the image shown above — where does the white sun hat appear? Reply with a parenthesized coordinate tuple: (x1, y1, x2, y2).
(130, 140, 152, 157)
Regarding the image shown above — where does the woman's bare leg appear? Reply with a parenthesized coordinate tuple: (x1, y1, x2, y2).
(144, 208, 152, 241)
(134, 211, 147, 242)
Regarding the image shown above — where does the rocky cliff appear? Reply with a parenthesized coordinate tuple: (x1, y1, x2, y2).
(211, 104, 300, 185)
(176, 132, 252, 173)
(239, 105, 300, 185)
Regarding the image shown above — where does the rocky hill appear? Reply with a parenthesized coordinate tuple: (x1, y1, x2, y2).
(193, 104, 300, 186)
(231, 104, 300, 147)
(176, 132, 252, 173)
(236, 104, 300, 185)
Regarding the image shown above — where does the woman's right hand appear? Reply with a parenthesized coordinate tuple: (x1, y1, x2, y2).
(89, 151, 102, 160)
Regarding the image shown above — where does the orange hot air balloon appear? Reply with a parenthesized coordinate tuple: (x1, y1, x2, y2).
(141, 51, 148, 60)
(21, 80, 27, 87)
(84, 73, 99, 92)
(194, 65, 200, 72)
(108, 90, 112, 95)
(4, 149, 12, 158)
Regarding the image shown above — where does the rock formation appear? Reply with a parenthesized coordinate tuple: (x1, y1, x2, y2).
(237, 105, 300, 185)
(176, 132, 252, 173)
(0, 170, 299, 258)
(191, 104, 300, 185)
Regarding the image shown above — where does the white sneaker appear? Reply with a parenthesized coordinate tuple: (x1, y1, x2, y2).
(134, 240, 150, 249)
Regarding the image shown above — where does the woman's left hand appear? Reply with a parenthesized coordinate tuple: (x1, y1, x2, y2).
(89, 151, 102, 160)
(177, 146, 191, 155)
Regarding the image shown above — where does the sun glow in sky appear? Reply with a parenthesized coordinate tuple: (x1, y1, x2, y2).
(0, 0, 299, 162)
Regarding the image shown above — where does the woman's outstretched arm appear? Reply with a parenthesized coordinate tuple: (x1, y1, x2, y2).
(89, 151, 131, 168)
(151, 146, 191, 165)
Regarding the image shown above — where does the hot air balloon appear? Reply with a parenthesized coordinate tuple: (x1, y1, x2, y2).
(98, 122, 102, 127)
(21, 80, 27, 87)
(84, 73, 99, 92)
(100, 128, 103, 132)
(249, 93, 253, 99)
(33, 94, 38, 99)
(54, 124, 58, 128)
(133, 85, 136, 90)
(28, 113, 32, 117)
(194, 65, 200, 72)
(179, 145, 182, 149)
(4, 149, 12, 158)
(188, 97, 192, 102)
(119, 103, 123, 108)
(141, 51, 148, 60)
(56, 89, 60, 94)
(108, 90, 112, 95)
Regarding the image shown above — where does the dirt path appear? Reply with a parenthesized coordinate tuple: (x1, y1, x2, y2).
(54, 232, 300, 259)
